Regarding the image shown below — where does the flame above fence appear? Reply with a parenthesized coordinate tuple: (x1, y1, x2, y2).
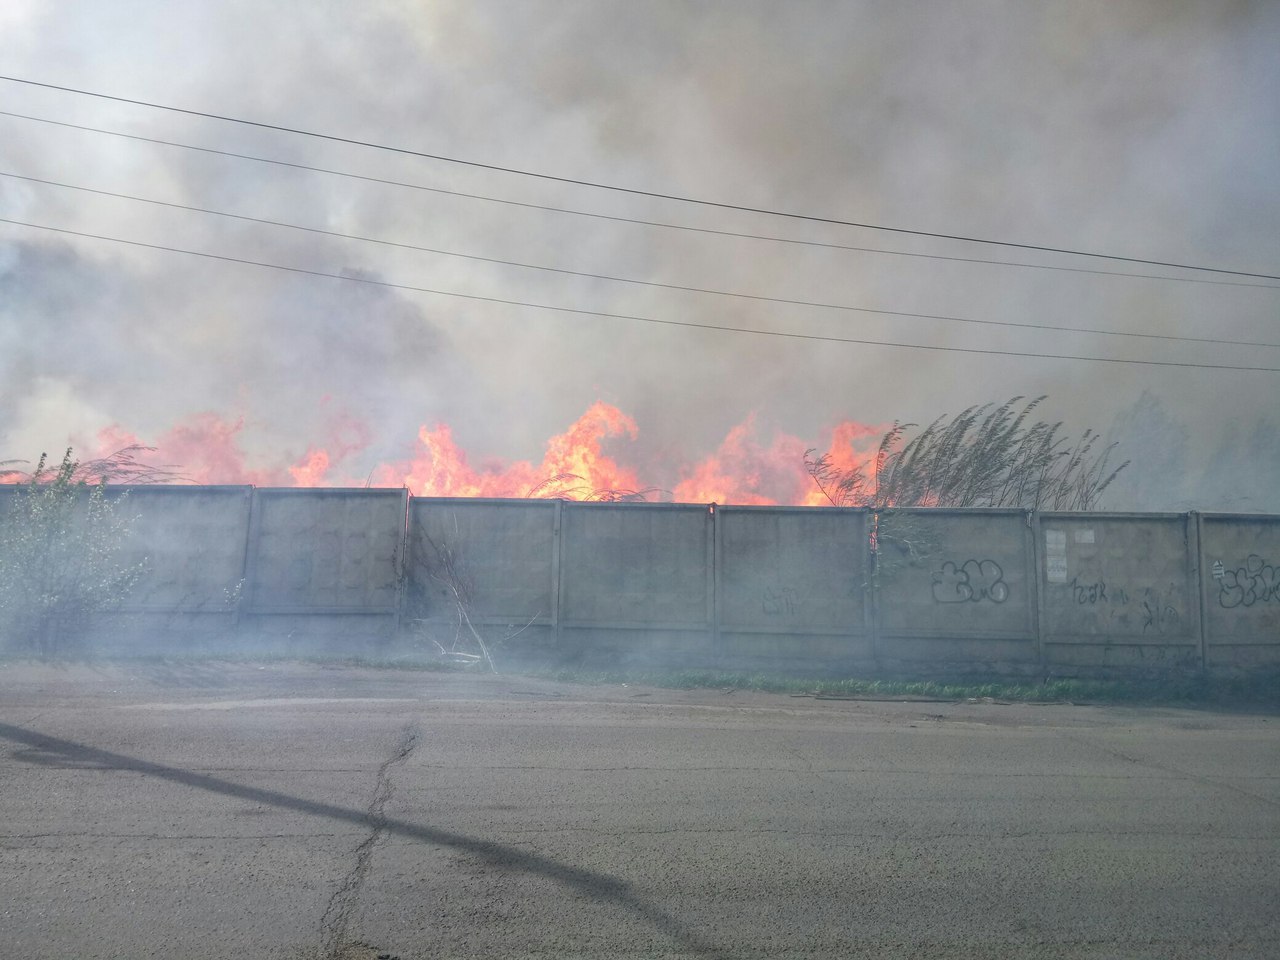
(14, 402, 883, 505)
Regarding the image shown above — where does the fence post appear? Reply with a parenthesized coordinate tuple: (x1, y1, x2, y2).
(710, 504, 721, 661)
(237, 486, 266, 641)
(551, 498, 563, 650)
(231, 485, 254, 638)
(1030, 511, 1047, 675)
(1190, 511, 1208, 672)
(392, 489, 409, 639)
(866, 510, 880, 667)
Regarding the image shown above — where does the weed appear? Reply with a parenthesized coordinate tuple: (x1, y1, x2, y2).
(0, 449, 146, 657)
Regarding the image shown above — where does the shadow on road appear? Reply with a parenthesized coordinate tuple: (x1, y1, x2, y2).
(0, 721, 727, 958)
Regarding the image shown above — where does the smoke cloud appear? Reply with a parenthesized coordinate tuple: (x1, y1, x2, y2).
(2, 1, 1277, 507)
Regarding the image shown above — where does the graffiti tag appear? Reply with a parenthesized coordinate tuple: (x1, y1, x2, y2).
(762, 586, 798, 616)
(1141, 587, 1182, 636)
(1217, 555, 1280, 609)
(932, 559, 1009, 604)
(1068, 577, 1109, 605)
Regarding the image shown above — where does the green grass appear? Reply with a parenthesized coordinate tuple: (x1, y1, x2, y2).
(520, 665, 1280, 708)
(2, 648, 1275, 709)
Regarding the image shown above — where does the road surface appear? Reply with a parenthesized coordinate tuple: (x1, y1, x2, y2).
(1, 661, 1277, 958)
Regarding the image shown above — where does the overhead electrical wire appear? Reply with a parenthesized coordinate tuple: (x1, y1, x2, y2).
(3, 216, 1277, 373)
(3, 112, 1277, 291)
(3, 74, 1278, 282)
(6, 170, 1278, 352)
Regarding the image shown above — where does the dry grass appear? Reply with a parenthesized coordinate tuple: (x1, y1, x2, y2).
(1, 445, 186, 485)
(806, 395, 1127, 510)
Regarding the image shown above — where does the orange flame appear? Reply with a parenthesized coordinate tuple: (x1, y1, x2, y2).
(799, 420, 882, 507)
(373, 401, 641, 498)
(66, 403, 883, 505)
(91, 415, 287, 486)
(674, 414, 805, 505)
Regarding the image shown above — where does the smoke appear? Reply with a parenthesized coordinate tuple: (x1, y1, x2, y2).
(1107, 390, 1280, 512)
(1, 1, 1277, 504)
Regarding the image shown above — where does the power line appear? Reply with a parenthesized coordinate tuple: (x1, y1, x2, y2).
(4, 110, 1276, 292)
(7, 170, 1278, 351)
(3, 75, 1277, 282)
(3, 215, 1277, 373)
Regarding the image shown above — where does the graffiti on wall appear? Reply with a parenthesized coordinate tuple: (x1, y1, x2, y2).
(762, 586, 798, 616)
(1214, 555, 1280, 609)
(1055, 576, 1184, 636)
(1141, 586, 1182, 635)
(932, 559, 1009, 604)
(1066, 577, 1128, 606)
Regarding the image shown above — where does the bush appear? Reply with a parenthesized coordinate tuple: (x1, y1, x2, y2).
(0, 449, 145, 657)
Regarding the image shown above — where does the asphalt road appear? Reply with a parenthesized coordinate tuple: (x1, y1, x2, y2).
(0, 662, 1277, 959)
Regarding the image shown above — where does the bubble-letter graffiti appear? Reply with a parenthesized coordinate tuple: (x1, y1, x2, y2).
(1218, 555, 1280, 609)
(932, 559, 1009, 604)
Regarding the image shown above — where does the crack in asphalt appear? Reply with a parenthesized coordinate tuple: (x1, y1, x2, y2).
(319, 724, 419, 960)
(0, 721, 729, 959)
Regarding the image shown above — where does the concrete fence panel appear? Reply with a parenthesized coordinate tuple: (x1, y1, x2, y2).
(3, 484, 253, 652)
(406, 497, 558, 654)
(1198, 514, 1280, 670)
(559, 502, 713, 664)
(104, 486, 252, 651)
(716, 506, 870, 667)
(243, 488, 406, 642)
(0, 484, 16, 516)
(875, 509, 1038, 669)
(1038, 513, 1200, 672)
(9, 476, 1280, 678)
(110, 486, 253, 612)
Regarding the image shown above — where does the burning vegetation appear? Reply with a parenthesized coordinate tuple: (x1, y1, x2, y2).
(3, 396, 1123, 509)
(805, 396, 1127, 511)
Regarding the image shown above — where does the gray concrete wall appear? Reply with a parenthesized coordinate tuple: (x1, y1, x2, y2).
(1, 484, 253, 653)
(1038, 513, 1200, 672)
(875, 509, 1038, 669)
(93, 486, 252, 652)
(1, 485, 253, 611)
(558, 502, 714, 665)
(1198, 514, 1280, 671)
(111, 486, 253, 612)
(406, 497, 558, 654)
(716, 506, 870, 667)
(242, 488, 406, 641)
(7, 480, 1280, 675)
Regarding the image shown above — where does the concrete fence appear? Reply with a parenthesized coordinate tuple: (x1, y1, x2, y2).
(716, 505, 870, 669)
(1198, 514, 1280, 671)
(875, 508, 1038, 671)
(3, 484, 1278, 674)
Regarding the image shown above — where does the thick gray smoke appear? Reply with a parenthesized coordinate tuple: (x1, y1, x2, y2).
(1, 1, 1277, 504)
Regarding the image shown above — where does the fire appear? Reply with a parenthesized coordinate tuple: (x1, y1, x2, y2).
(52, 403, 883, 506)
(363, 402, 641, 498)
(288, 413, 372, 487)
(287, 448, 331, 487)
(91, 415, 287, 486)
(674, 414, 808, 505)
(799, 420, 882, 507)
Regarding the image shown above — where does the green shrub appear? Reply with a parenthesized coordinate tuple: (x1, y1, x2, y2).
(0, 449, 144, 657)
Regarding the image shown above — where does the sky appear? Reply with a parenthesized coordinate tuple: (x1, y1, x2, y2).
(1, 1, 1278, 508)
